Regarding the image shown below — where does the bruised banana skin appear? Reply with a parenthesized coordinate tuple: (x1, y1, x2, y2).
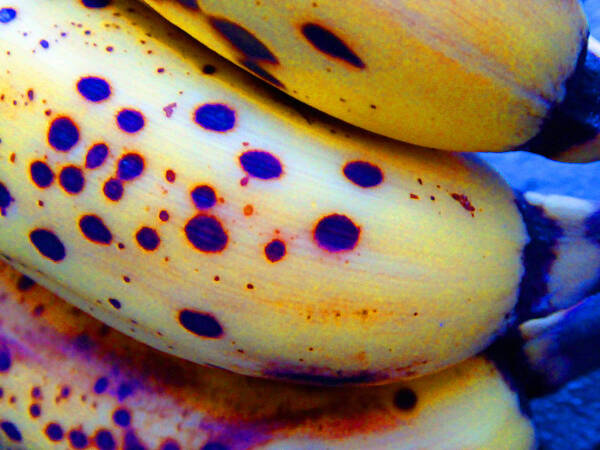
(0, 263, 536, 450)
(0, 0, 529, 383)
(141, 0, 596, 160)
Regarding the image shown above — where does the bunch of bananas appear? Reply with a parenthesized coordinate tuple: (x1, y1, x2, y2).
(0, 0, 599, 448)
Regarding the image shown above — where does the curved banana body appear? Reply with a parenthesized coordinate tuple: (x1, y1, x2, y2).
(0, 262, 536, 449)
(0, 0, 529, 383)
(141, 0, 591, 159)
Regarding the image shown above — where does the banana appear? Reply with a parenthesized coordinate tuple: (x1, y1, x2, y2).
(0, 0, 599, 385)
(139, 0, 600, 161)
(0, 261, 536, 449)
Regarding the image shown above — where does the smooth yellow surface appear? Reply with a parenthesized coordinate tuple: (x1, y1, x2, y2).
(0, 261, 536, 449)
(0, 0, 525, 382)
(145, 0, 587, 152)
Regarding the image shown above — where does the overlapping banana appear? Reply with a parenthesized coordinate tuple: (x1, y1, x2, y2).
(0, 260, 536, 449)
(140, 0, 600, 161)
(0, 0, 599, 386)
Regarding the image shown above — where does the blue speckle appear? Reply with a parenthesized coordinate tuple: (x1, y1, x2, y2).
(202, 443, 229, 450)
(0, 181, 14, 215)
(265, 239, 286, 262)
(59, 165, 85, 194)
(314, 214, 360, 252)
(48, 117, 79, 151)
(184, 215, 228, 253)
(79, 214, 112, 245)
(94, 376, 109, 394)
(85, 143, 109, 169)
(45, 423, 64, 441)
(209, 17, 277, 63)
(117, 153, 144, 180)
(191, 185, 217, 209)
(69, 430, 88, 448)
(77, 76, 111, 102)
(194, 103, 236, 132)
(116, 109, 145, 133)
(343, 161, 383, 187)
(1, 421, 22, 442)
(108, 298, 121, 309)
(113, 408, 131, 427)
(179, 309, 224, 338)
(29, 228, 66, 262)
(97, 429, 116, 450)
(239, 150, 282, 179)
(40, 39, 49, 49)
(103, 178, 123, 201)
(82, 0, 110, 7)
(124, 431, 147, 450)
(30, 161, 54, 188)
(0, 8, 16, 24)
(117, 382, 134, 401)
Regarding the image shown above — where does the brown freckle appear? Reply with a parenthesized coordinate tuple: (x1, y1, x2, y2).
(44, 109, 52, 116)
(237, 349, 245, 354)
(242, 142, 249, 146)
(38, 200, 44, 207)
(308, 347, 314, 351)
(243, 204, 253, 216)
(163, 102, 177, 118)
(417, 178, 423, 185)
(123, 276, 131, 283)
(240, 176, 249, 186)
(159, 210, 169, 222)
(413, 312, 419, 316)
(165, 169, 176, 183)
(157, 67, 165, 73)
(9, 396, 16, 404)
(9, 153, 15, 163)
(430, 196, 435, 201)
(214, 275, 220, 282)
(410, 193, 419, 200)
(32, 304, 45, 316)
(118, 243, 125, 249)
(246, 283, 254, 289)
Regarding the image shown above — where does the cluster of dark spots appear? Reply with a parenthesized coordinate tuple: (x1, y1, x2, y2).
(194, 103, 236, 132)
(30, 161, 54, 188)
(117, 153, 144, 180)
(178, 309, 224, 338)
(451, 193, 476, 215)
(79, 214, 113, 244)
(165, 169, 176, 183)
(265, 239, 286, 262)
(17, 274, 36, 291)
(39, 39, 49, 49)
(209, 17, 278, 63)
(203, 64, 216, 75)
(159, 210, 169, 222)
(0, 8, 16, 24)
(0, 342, 11, 371)
(48, 116, 79, 151)
(77, 76, 111, 102)
(86, 143, 109, 169)
(239, 150, 282, 179)
(113, 408, 131, 427)
(191, 185, 217, 209)
(185, 214, 228, 252)
(59, 165, 85, 194)
(301, 23, 365, 68)
(240, 59, 284, 88)
(393, 387, 418, 410)
(343, 160, 383, 187)
(69, 429, 88, 448)
(81, 0, 111, 7)
(103, 178, 123, 201)
(29, 403, 41, 418)
(136, 226, 160, 251)
(96, 429, 116, 449)
(45, 422, 64, 441)
(93, 376, 109, 394)
(30, 228, 66, 262)
(1, 421, 22, 442)
(314, 214, 360, 252)
(116, 108, 145, 133)
(0, 181, 14, 215)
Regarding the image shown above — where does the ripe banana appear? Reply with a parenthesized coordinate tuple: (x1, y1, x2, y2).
(139, 0, 600, 161)
(0, 0, 599, 385)
(0, 261, 536, 449)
